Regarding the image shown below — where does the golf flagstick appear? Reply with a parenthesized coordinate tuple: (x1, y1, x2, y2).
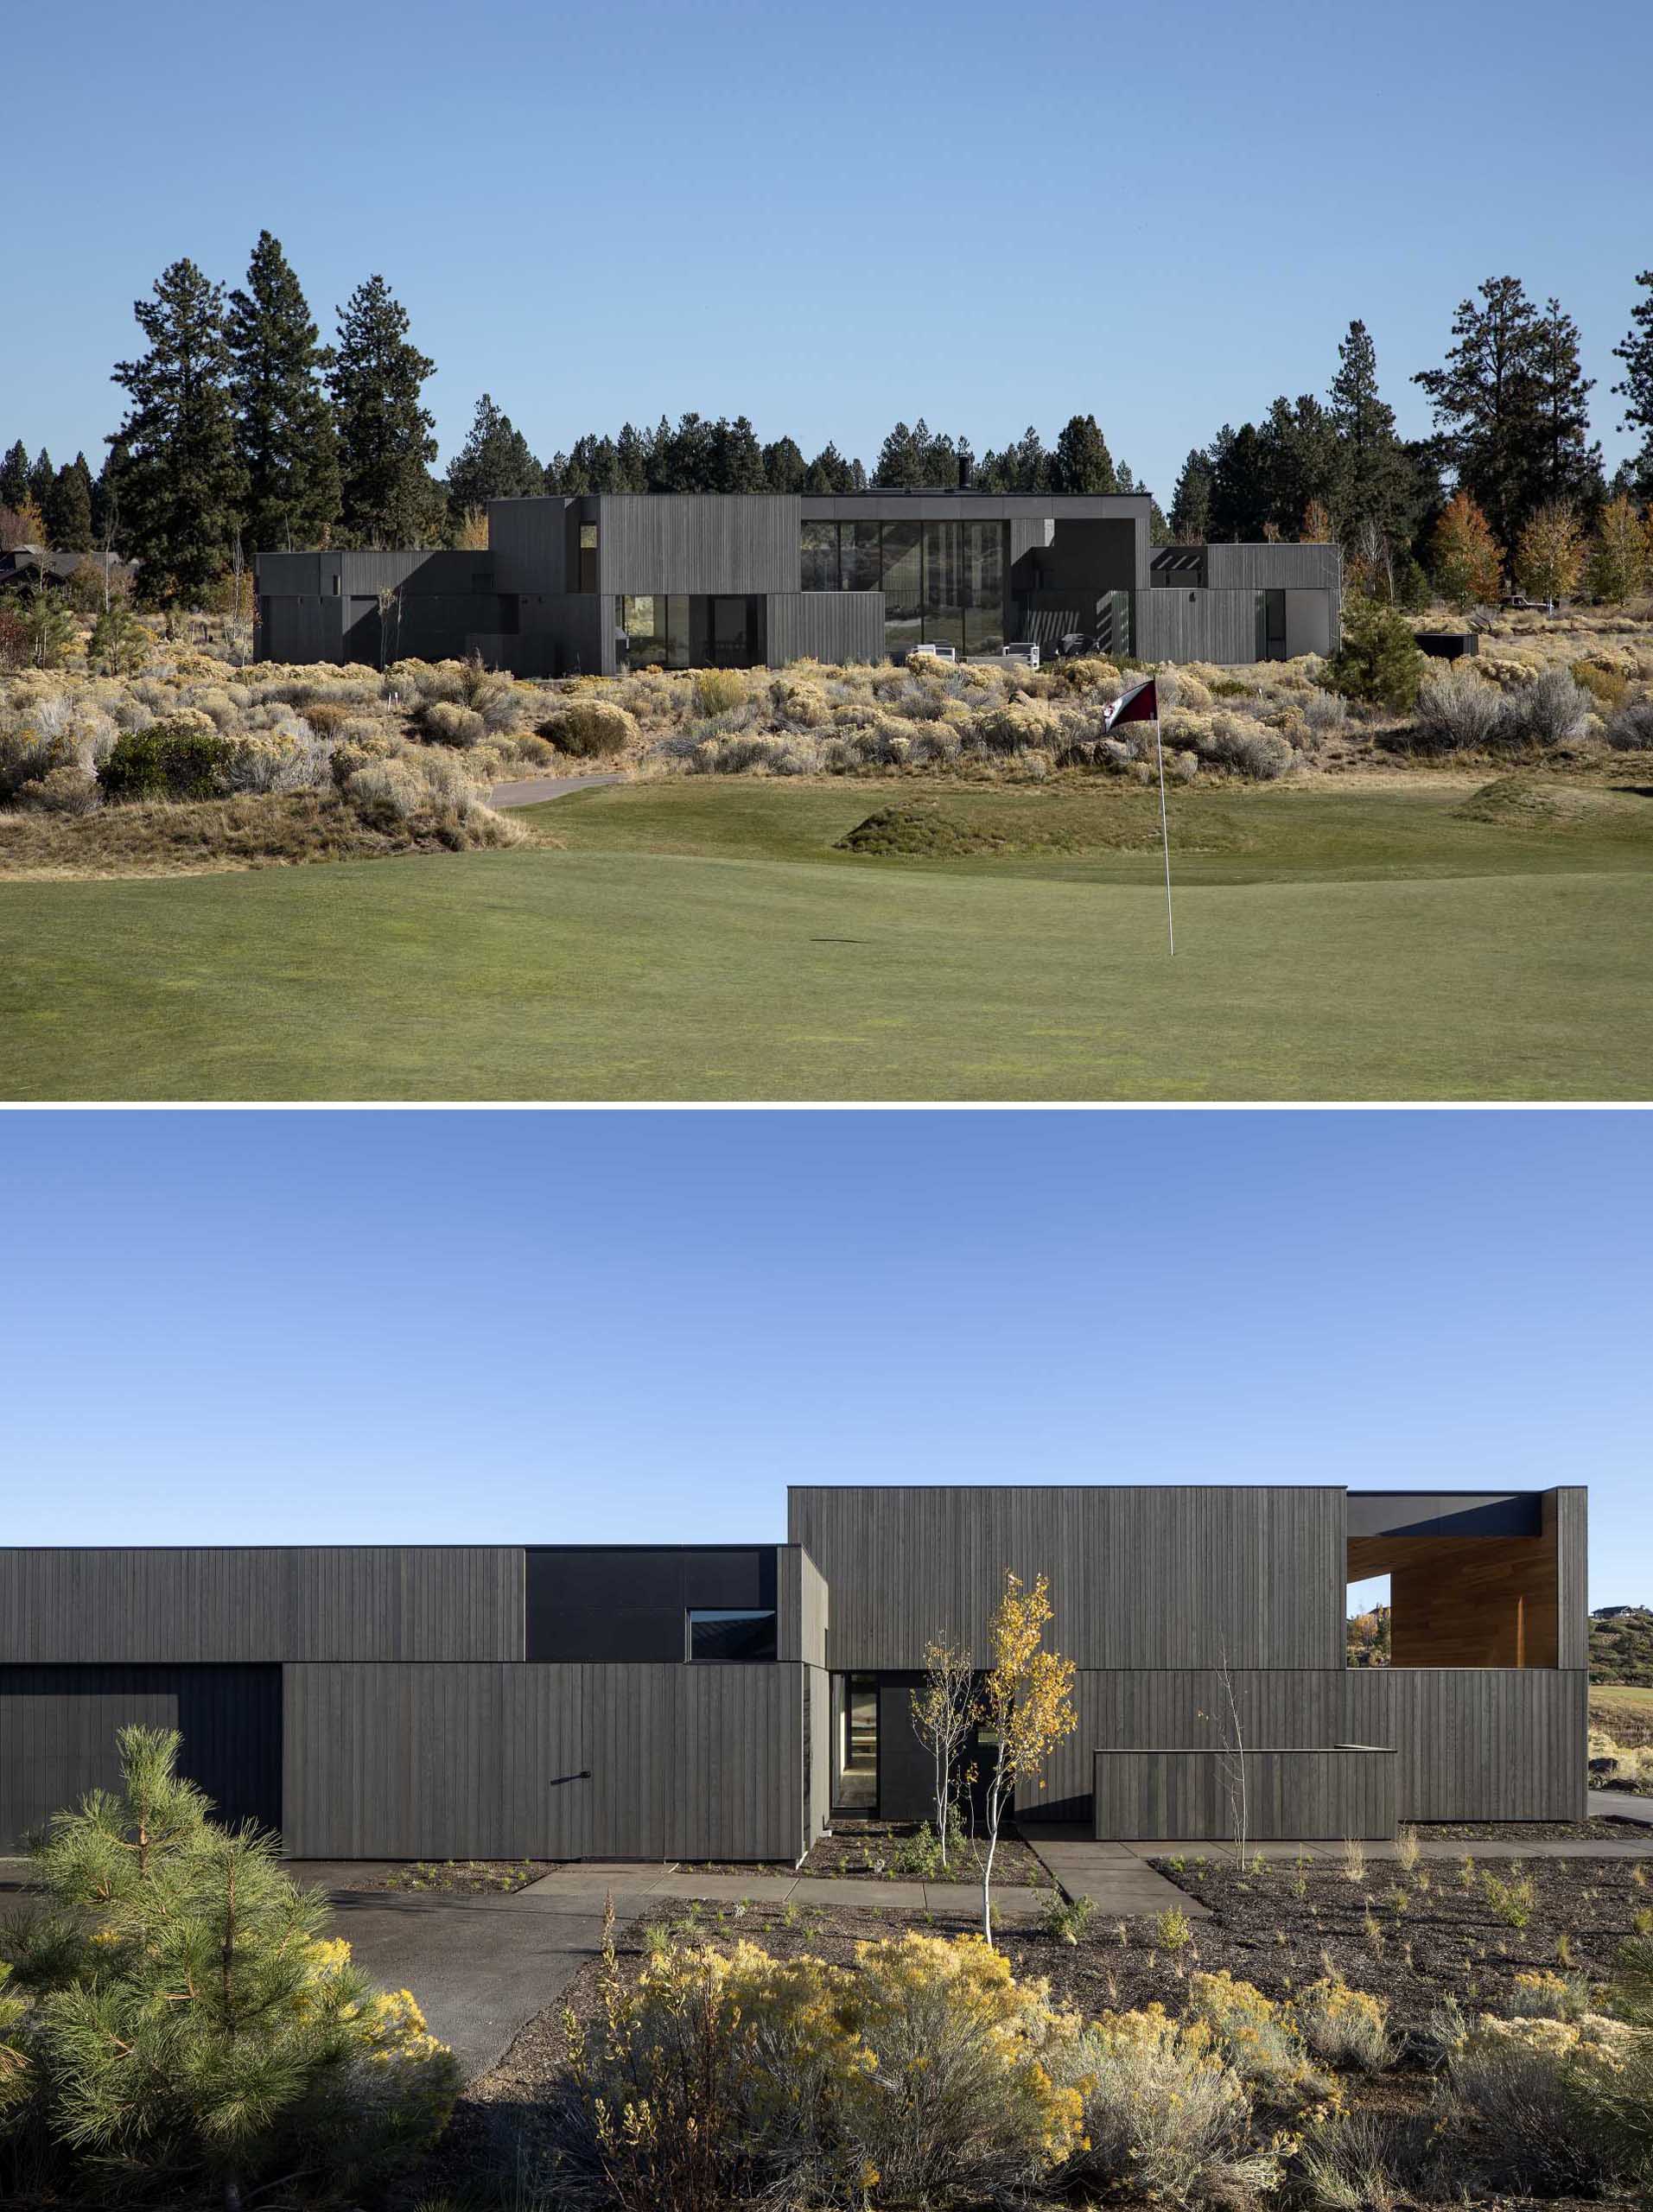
(1154, 703, 1174, 956)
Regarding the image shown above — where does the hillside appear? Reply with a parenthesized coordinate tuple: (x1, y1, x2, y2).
(1591, 1605, 1653, 1684)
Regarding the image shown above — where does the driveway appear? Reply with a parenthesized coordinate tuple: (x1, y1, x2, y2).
(489, 772, 625, 808)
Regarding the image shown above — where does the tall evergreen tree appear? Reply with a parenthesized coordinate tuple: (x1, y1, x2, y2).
(0, 442, 29, 512)
(873, 418, 958, 487)
(1206, 422, 1272, 538)
(1050, 413, 1116, 494)
(27, 448, 54, 512)
(46, 454, 94, 550)
(1529, 297, 1602, 515)
(111, 257, 244, 604)
(1256, 393, 1343, 535)
(802, 441, 864, 493)
(1413, 276, 1575, 560)
(226, 231, 340, 555)
(1328, 319, 1421, 549)
(1612, 269, 1653, 499)
(761, 435, 806, 493)
(329, 275, 438, 546)
(978, 425, 1048, 493)
(444, 392, 543, 518)
(708, 414, 766, 492)
(1169, 448, 1213, 540)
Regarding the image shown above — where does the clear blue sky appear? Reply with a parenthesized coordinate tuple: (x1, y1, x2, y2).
(3, 1110, 1646, 1608)
(4, 0, 1651, 499)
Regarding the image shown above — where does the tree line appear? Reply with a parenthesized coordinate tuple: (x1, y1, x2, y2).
(3, 236, 1652, 609)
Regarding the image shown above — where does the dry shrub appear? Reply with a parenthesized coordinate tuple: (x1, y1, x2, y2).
(16, 765, 101, 815)
(539, 1932, 1083, 2212)
(1412, 667, 1506, 753)
(693, 667, 748, 717)
(538, 697, 639, 759)
(1055, 2005, 1277, 2205)
(1296, 1975, 1394, 2070)
(1448, 2013, 1632, 2195)
(1186, 1971, 1328, 2111)
(1605, 696, 1653, 750)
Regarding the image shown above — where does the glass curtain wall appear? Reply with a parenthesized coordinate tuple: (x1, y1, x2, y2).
(800, 519, 1006, 655)
(617, 594, 763, 671)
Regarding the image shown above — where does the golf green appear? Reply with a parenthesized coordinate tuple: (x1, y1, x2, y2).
(3, 780, 1650, 1099)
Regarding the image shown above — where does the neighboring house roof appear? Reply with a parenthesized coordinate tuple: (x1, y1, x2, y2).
(0, 547, 136, 590)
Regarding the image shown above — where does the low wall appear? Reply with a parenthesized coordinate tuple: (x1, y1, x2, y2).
(1093, 1745, 1397, 1840)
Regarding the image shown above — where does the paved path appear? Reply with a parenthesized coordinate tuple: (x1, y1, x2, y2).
(489, 771, 625, 808)
(1590, 1789, 1653, 1824)
(1022, 1835, 1213, 1916)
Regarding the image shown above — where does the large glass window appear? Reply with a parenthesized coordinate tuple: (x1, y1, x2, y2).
(579, 521, 598, 593)
(800, 521, 840, 592)
(962, 521, 1002, 611)
(843, 523, 881, 593)
(881, 522, 923, 656)
(688, 1609, 778, 1662)
(618, 594, 667, 668)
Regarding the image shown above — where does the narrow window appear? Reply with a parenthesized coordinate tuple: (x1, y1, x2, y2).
(687, 1608, 777, 1662)
(579, 523, 598, 593)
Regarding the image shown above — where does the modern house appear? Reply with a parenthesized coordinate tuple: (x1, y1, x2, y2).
(0, 1484, 1585, 1860)
(253, 494, 1341, 676)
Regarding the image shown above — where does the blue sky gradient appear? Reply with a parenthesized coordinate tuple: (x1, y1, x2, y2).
(4, 0, 1652, 501)
(4, 1110, 1646, 1607)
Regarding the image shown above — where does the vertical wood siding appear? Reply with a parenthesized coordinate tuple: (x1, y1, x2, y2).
(1204, 543, 1342, 592)
(785, 1487, 1346, 1673)
(598, 497, 800, 594)
(765, 593, 884, 665)
(777, 1547, 829, 1667)
(1135, 589, 1262, 664)
(0, 1550, 525, 1663)
(0, 1665, 282, 1846)
(281, 1662, 804, 1861)
(1093, 1747, 1396, 1840)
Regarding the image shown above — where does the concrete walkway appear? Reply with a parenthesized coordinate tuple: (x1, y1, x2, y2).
(516, 1860, 1048, 1919)
(489, 771, 624, 808)
(1590, 1789, 1653, 1824)
(1022, 1834, 1212, 1917)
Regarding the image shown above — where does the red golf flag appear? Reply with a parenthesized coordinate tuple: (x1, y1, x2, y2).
(1102, 677, 1159, 729)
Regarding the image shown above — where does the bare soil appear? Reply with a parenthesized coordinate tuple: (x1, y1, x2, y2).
(798, 1817, 1047, 1886)
(366, 1858, 553, 1896)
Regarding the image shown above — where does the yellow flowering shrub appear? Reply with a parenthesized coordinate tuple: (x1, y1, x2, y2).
(1187, 1971, 1332, 2110)
(545, 1931, 1084, 2211)
(1296, 1974, 1394, 2069)
(1054, 2004, 1282, 2203)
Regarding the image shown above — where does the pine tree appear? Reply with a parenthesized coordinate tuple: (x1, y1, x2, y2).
(802, 441, 864, 493)
(27, 447, 54, 512)
(1169, 448, 1213, 540)
(706, 414, 766, 492)
(1529, 298, 1602, 513)
(760, 435, 806, 493)
(1612, 270, 1653, 499)
(1329, 319, 1421, 551)
(329, 275, 438, 546)
(226, 231, 340, 555)
(1513, 501, 1586, 602)
(1256, 393, 1342, 537)
(977, 425, 1048, 493)
(1050, 412, 1116, 494)
(111, 258, 245, 604)
(12, 1727, 458, 2212)
(0, 441, 29, 512)
(1586, 493, 1650, 604)
(1207, 423, 1272, 537)
(873, 418, 957, 488)
(444, 392, 543, 519)
(1429, 488, 1504, 609)
(1413, 276, 1583, 558)
(46, 454, 94, 550)
(1324, 595, 1425, 709)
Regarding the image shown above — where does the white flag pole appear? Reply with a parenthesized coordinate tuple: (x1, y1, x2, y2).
(1154, 701, 1174, 956)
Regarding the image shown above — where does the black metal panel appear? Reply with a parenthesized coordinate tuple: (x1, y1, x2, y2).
(1346, 1492, 1543, 1541)
(0, 1665, 282, 1847)
(525, 1548, 778, 1663)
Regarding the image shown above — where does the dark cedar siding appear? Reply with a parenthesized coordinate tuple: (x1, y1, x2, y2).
(281, 1662, 806, 1862)
(0, 1548, 525, 1663)
(785, 1485, 1347, 1673)
(766, 592, 884, 666)
(1093, 1747, 1397, 1840)
(0, 1666, 282, 1846)
(598, 495, 801, 595)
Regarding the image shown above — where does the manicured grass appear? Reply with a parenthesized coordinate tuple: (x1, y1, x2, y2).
(3, 777, 1650, 1100)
